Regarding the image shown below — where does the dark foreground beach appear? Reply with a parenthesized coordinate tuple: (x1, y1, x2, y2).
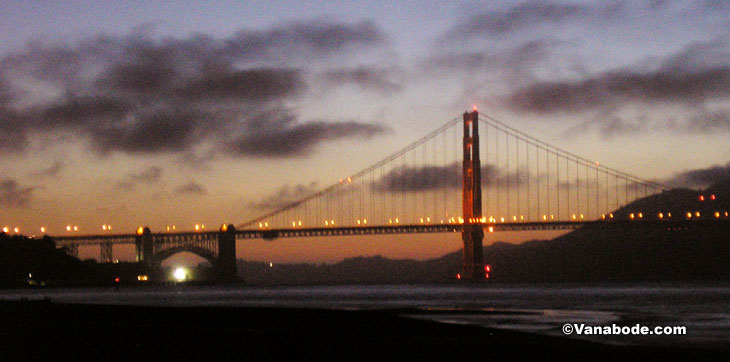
(1, 300, 728, 361)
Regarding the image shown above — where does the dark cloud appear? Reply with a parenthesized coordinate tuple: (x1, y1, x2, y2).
(118, 166, 163, 190)
(250, 182, 319, 210)
(505, 66, 730, 114)
(441, 2, 608, 40)
(0, 179, 35, 208)
(38, 96, 130, 127)
(0, 107, 26, 153)
(224, 20, 383, 60)
(374, 163, 523, 193)
(29, 161, 63, 178)
(0, 20, 386, 158)
(685, 109, 730, 133)
(0, 79, 27, 152)
(376, 163, 460, 192)
(229, 110, 387, 158)
(595, 115, 646, 138)
(0, 77, 10, 105)
(666, 161, 730, 189)
(90, 110, 200, 154)
(174, 182, 207, 196)
(100, 58, 176, 94)
(178, 68, 302, 101)
(322, 66, 401, 92)
(501, 40, 730, 135)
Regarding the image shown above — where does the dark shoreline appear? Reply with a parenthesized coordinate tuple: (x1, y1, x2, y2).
(1, 300, 728, 361)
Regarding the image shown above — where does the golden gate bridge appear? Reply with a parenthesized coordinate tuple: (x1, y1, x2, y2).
(48, 109, 730, 281)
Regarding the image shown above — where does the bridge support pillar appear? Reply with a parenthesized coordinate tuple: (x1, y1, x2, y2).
(100, 242, 113, 263)
(462, 110, 484, 280)
(217, 224, 238, 283)
(135, 227, 153, 268)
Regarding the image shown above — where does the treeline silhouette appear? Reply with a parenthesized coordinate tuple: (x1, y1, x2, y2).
(0, 233, 147, 287)
(0, 234, 86, 287)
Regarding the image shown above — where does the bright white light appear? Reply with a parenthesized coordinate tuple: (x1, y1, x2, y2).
(173, 268, 187, 282)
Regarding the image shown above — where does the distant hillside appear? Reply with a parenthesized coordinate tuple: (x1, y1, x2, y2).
(482, 178, 730, 282)
(237, 178, 730, 284)
(238, 255, 457, 285)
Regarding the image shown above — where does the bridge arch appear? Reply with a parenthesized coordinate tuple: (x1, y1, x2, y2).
(150, 246, 218, 267)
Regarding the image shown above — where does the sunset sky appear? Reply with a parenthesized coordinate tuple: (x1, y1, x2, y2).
(2, 1, 729, 263)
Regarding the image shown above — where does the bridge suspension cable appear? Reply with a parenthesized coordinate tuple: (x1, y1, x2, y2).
(240, 111, 671, 230)
(238, 116, 463, 229)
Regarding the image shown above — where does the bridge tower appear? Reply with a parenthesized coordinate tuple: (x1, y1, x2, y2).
(462, 110, 484, 280)
(217, 224, 238, 283)
(135, 227, 153, 268)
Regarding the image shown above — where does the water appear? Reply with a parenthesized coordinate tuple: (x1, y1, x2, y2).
(2, 283, 729, 348)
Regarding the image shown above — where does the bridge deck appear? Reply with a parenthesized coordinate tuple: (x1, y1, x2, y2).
(50, 220, 730, 246)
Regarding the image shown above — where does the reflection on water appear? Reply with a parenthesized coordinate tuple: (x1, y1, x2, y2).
(2, 284, 729, 347)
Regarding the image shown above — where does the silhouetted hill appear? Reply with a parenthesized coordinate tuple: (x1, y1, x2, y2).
(0, 234, 88, 287)
(482, 177, 730, 282)
(611, 184, 729, 220)
(238, 177, 730, 284)
(0, 233, 152, 287)
(239, 255, 457, 285)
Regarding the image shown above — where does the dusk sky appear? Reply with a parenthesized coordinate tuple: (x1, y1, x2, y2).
(2, 1, 730, 263)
